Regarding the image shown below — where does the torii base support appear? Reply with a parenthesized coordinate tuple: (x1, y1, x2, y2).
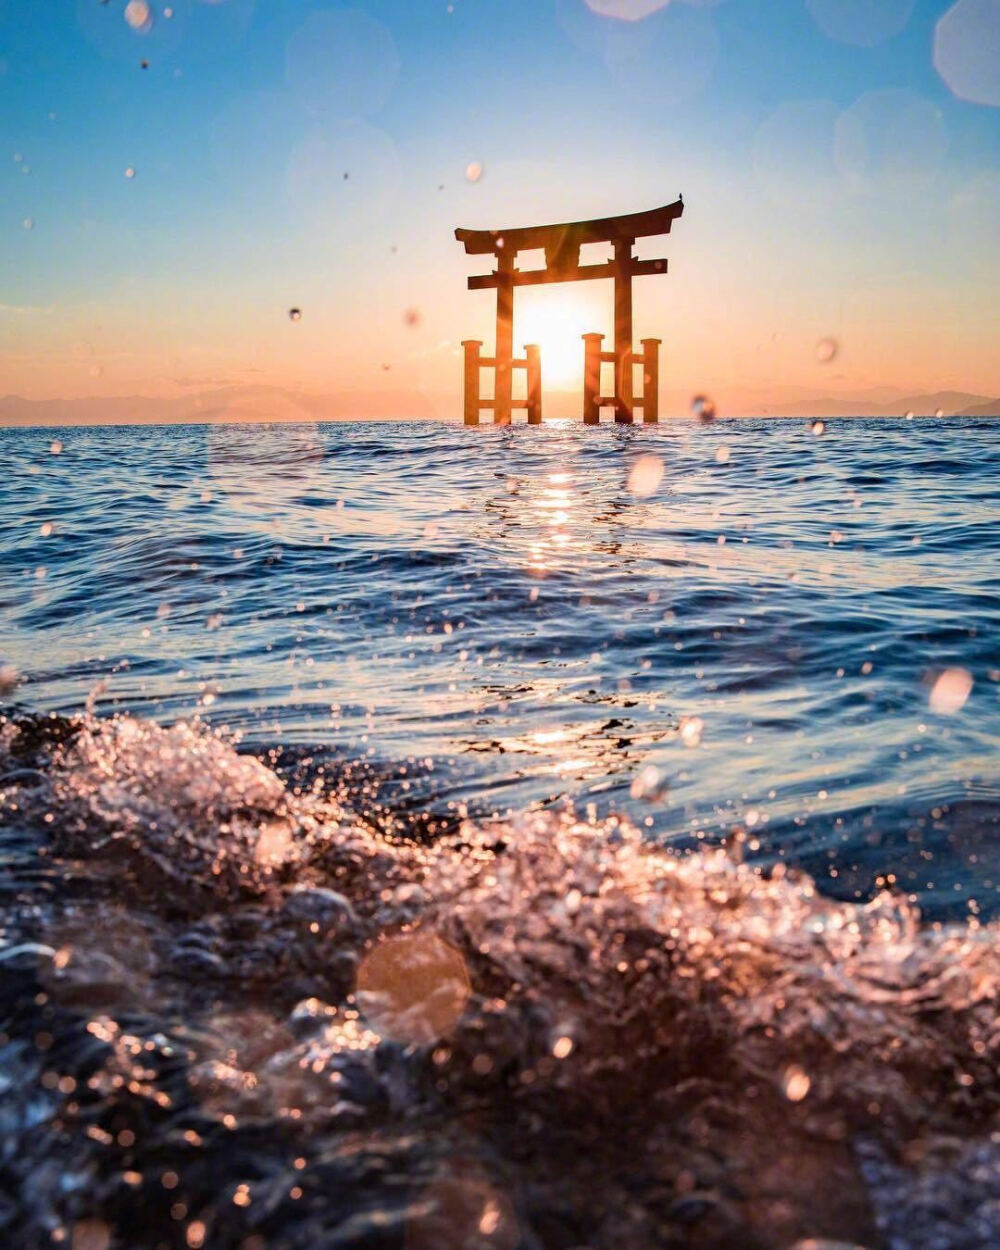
(463, 340, 541, 425)
(582, 334, 660, 424)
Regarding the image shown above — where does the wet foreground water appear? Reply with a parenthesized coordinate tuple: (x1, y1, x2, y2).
(1, 417, 998, 1248)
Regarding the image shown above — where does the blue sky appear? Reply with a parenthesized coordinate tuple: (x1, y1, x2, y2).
(2, 0, 998, 412)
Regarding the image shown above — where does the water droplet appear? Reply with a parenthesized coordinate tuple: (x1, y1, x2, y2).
(929, 667, 973, 715)
(782, 1064, 811, 1102)
(356, 929, 470, 1044)
(39, 522, 53, 536)
(626, 454, 664, 497)
(403, 307, 421, 328)
(288, 308, 302, 322)
(904, 410, 914, 420)
(71, 1219, 111, 1250)
(124, 167, 135, 179)
(23, 218, 33, 230)
(679, 716, 704, 748)
(124, 1, 153, 35)
(934, 408, 944, 418)
(811, 420, 826, 436)
(815, 336, 838, 363)
(630, 763, 667, 801)
(714, 444, 730, 464)
(465, 160, 484, 183)
(691, 394, 716, 423)
(164, 6, 174, 18)
(50, 439, 63, 454)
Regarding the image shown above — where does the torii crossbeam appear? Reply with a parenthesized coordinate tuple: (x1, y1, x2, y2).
(456, 199, 683, 425)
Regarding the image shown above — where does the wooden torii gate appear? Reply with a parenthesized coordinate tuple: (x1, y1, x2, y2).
(456, 199, 683, 426)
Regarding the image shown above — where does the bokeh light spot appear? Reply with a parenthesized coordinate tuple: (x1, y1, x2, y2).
(357, 930, 470, 1044)
(585, 0, 672, 19)
(691, 394, 716, 422)
(934, 0, 1000, 108)
(627, 454, 664, 497)
(806, 0, 915, 48)
(124, 1, 153, 35)
(928, 668, 973, 715)
(815, 336, 838, 363)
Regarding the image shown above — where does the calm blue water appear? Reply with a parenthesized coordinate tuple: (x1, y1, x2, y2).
(3, 416, 998, 920)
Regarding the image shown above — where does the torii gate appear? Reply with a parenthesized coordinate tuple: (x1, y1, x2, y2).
(455, 199, 683, 426)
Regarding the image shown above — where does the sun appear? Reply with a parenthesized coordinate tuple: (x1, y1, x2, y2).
(514, 289, 606, 392)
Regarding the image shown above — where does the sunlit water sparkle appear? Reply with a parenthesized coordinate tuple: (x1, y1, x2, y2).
(1, 415, 998, 1249)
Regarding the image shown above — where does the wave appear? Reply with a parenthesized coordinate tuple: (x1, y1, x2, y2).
(1, 709, 998, 1248)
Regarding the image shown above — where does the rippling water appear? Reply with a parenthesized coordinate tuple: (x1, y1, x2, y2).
(1, 416, 998, 1249)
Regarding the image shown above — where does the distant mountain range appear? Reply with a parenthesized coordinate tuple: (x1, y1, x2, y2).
(739, 391, 999, 418)
(1, 384, 996, 426)
(0, 385, 440, 427)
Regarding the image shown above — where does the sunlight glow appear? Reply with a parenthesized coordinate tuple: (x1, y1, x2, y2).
(515, 292, 603, 391)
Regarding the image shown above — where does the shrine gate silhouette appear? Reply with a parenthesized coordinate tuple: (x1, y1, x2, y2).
(456, 199, 683, 426)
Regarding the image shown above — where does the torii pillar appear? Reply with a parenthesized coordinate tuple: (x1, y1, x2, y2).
(613, 238, 634, 424)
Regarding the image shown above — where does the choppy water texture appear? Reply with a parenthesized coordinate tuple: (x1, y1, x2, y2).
(1, 417, 998, 1249)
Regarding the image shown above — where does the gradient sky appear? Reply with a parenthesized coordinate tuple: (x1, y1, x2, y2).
(2, 0, 998, 415)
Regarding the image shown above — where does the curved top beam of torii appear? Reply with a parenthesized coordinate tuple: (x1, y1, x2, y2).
(455, 198, 684, 260)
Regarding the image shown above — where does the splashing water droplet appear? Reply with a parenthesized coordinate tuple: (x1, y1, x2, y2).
(811, 420, 826, 436)
(929, 668, 973, 715)
(465, 161, 484, 183)
(50, 439, 63, 455)
(715, 444, 730, 464)
(552, 1035, 574, 1059)
(288, 308, 302, 322)
(691, 394, 716, 423)
(124, 167, 136, 179)
(630, 763, 668, 801)
(904, 410, 914, 420)
(357, 929, 470, 1044)
(39, 522, 53, 537)
(124, 1, 153, 34)
(782, 1064, 811, 1102)
(23, 218, 33, 230)
(71, 1218, 112, 1250)
(815, 336, 838, 363)
(679, 716, 704, 748)
(934, 408, 944, 418)
(626, 454, 664, 497)
(403, 307, 421, 328)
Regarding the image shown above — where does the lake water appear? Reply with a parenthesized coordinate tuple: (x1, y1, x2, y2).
(1, 416, 998, 1249)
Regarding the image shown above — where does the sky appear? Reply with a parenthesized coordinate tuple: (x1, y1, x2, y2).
(1, 0, 998, 417)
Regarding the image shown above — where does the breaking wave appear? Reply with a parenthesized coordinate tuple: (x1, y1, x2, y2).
(2, 709, 998, 1249)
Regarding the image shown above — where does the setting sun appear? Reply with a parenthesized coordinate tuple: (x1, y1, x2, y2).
(514, 288, 608, 392)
